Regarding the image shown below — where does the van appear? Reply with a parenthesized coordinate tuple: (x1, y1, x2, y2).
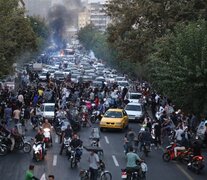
(37, 103, 55, 121)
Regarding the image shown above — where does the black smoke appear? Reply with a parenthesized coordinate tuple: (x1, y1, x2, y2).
(48, 0, 83, 49)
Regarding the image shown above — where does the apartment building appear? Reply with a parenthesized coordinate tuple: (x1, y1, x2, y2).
(78, 0, 110, 31)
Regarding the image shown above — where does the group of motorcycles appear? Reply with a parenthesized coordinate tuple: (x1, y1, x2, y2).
(162, 142, 205, 174)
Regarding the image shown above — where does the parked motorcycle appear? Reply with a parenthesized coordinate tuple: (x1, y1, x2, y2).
(162, 142, 192, 164)
(187, 155, 205, 174)
(33, 142, 45, 161)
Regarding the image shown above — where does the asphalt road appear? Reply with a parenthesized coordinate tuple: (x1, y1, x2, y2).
(0, 122, 206, 180)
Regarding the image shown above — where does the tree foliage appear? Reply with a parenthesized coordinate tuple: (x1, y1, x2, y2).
(105, 0, 207, 63)
(147, 20, 207, 114)
(0, 0, 49, 77)
(77, 24, 116, 65)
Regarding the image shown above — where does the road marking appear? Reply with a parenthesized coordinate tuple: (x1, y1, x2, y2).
(104, 136, 109, 144)
(176, 164, 194, 180)
(112, 155, 119, 167)
(53, 155, 57, 166)
(160, 147, 194, 180)
(55, 135, 58, 143)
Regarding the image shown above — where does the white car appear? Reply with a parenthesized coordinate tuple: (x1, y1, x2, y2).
(117, 81, 130, 90)
(196, 120, 207, 140)
(38, 72, 48, 81)
(37, 103, 55, 121)
(127, 92, 142, 103)
(125, 102, 145, 122)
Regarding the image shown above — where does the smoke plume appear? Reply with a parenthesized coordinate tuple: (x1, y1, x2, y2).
(48, 0, 83, 48)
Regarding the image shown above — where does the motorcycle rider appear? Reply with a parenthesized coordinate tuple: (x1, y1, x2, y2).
(124, 128, 136, 154)
(138, 127, 152, 152)
(34, 128, 45, 156)
(126, 146, 143, 174)
(174, 133, 189, 158)
(42, 119, 52, 145)
(59, 125, 73, 155)
(0, 121, 15, 151)
(69, 134, 83, 160)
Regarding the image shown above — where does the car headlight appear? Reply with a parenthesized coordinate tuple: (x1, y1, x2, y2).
(100, 121, 106, 125)
(116, 122, 122, 125)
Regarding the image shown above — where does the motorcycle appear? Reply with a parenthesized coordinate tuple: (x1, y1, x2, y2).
(121, 162, 147, 180)
(64, 137, 71, 155)
(68, 147, 82, 168)
(187, 155, 205, 174)
(31, 115, 43, 130)
(90, 110, 101, 124)
(33, 142, 45, 161)
(162, 142, 192, 164)
(81, 114, 87, 127)
(0, 136, 8, 156)
(1, 135, 31, 153)
(141, 142, 151, 157)
(43, 128, 51, 148)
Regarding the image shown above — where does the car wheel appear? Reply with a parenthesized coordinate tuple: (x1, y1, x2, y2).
(100, 127, 104, 132)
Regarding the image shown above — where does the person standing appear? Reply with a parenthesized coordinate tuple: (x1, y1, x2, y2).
(13, 107, 21, 124)
(88, 150, 100, 180)
(25, 165, 39, 180)
(154, 120, 161, 148)
(4, 104, 12, 127)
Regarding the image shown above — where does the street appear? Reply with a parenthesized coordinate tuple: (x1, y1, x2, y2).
(0, 122, 206, 180)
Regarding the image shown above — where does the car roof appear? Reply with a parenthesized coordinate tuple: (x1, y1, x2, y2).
(107, 108, 123, 112)
(126, 102, 142, 106)
(42, 103, 55, 106)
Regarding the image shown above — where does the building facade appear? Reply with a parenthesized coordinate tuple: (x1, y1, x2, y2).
(24, 0, 51, 18)
(78, 0, 110, 32)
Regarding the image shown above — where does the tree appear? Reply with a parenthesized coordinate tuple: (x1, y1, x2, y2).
(105, 0, 207, 64)
(147, 20, 207, 114)
(0, 0, 50, 77)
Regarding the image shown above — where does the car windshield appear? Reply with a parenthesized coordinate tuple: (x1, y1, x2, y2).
(55, 73, 64, 77)
(44, 105, 54, 112)
(130, 94, 142, 99)
(125, 105, 141, 111)
(119, 82, 129, 86)
(104, 111, 122, 118)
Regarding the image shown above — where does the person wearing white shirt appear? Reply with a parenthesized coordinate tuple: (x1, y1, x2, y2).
(175, 126, 184, 142)
(88, 150, 100, 180)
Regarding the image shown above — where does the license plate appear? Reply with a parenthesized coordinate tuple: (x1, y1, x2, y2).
(121, 174, 127, 178)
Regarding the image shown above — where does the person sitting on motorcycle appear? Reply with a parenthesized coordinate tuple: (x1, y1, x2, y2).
(59, 125, 73, 155)
(0, 121, 15, 151)
(34, 128, 45, 156)
(126, 146, 143, 174)
(138, 127, 152, 152)
(69, 134, 83, 160)
(174, 133, 189, 158)
(42, 119, 52, 145)
(10, 125, 21, 151)
(124, 128, 136, 154)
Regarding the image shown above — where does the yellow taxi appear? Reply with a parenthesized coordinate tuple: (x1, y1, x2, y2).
(100, 108, 129, 131)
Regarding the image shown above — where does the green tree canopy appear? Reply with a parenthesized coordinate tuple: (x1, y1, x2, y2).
(105, 0, 207, 63)
(148, 20, 207, 114)
(0, 0, 50, 77)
